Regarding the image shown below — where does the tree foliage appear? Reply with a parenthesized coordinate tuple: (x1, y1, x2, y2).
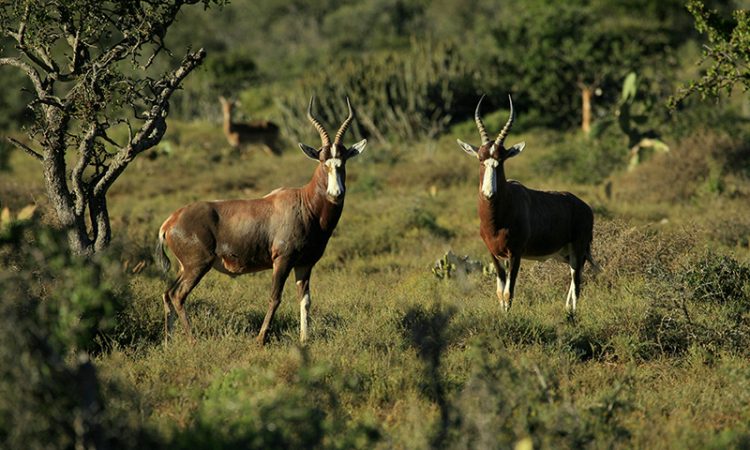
(0, 0, 224, 254)
(671, 0, 750, 107)
(492, 0, 685, 129)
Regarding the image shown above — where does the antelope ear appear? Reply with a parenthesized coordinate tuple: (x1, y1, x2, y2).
(346, 139, 367, 159)
(506, 141, 525, 159)
(457, 139, 479, 157)
(298, 143, 320, 160)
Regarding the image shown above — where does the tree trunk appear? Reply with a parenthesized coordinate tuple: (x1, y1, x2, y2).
(581, 86, 592, 135)
(42, 146, 95, 256)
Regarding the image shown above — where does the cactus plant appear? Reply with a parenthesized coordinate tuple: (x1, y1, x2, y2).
(276, 41, 505, 145)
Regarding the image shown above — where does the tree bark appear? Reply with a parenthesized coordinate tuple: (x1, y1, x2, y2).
(2, 3, 213, 259)
(581, 85, 592, 135)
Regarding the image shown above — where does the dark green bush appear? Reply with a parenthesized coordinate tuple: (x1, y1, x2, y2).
(0, 139, 11, 172)
(277, 40, 510, 143)
(177, 349, 380, 449)
(680, 251, 750, 306)
(452, 340, 635, 449)
(0, 218, 153, 449)
(637, 252, 750, 359)
(531, 128, 628, 185)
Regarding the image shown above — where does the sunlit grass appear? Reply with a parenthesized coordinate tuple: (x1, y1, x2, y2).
(3, 117, 750, 448)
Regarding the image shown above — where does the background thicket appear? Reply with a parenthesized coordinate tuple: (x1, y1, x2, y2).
(2, 0, 750, 448)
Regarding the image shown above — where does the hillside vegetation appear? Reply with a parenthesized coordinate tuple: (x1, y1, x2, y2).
(1, 0, 750, 449)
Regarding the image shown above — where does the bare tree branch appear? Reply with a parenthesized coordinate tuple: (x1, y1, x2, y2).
(1, 1, 224, 255)
(8, 137, 43, 161)
(0, 57, 45, 96)
(93, 48, 206, 197)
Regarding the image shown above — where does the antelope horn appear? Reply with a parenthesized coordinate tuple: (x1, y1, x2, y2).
(307, 96, 331, 147)
(474, 95, 490, 145)
(333, 97, 354, 145)
(494, 94, 515, 148)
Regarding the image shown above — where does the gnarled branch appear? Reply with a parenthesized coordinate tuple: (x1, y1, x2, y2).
(93, 48, 206, 197)
(7, 137, 43, 161)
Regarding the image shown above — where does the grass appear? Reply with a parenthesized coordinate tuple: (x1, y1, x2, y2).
(2, 115, 750, 448)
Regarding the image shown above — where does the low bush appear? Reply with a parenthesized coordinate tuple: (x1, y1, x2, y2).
(531, 128, 628, 185)
(679, 250, 750, 306)
(277, 40, 511, 144)
(176, 349, 380, 449)
(0, 218, 153, 449)
(612, 130, 747, 203)
(450, 339, 635, 449)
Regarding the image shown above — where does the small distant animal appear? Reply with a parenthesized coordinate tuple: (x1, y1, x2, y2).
(157, 97, 367, 345)
(219, 96, 282, 156)
(456, 95, 600, 312)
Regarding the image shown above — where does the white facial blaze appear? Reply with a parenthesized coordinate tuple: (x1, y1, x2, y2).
(482, 158, 499, 198)
(325, 158, 344, 198)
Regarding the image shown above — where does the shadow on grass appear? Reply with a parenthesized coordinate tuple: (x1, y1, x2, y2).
(400, 304, 456, 449)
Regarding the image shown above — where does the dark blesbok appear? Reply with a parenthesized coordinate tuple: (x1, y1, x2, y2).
(456, 95, 599, 312)
(219, 96, 282, 156)
(157, 97, 367, 344)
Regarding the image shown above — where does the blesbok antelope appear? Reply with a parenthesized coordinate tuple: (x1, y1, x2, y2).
(456, 95, 599, 312)
(219, 96, 282, 156)
(156, 97, 367, 344)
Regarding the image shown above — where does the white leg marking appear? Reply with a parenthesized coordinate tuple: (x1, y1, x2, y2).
(502, 271, 512, 312)
(566, 272, 575, 310)
(567, 253, 578, 311)
(496, 276, 506, 296)
(496, 275, 508, 311)
(299, 281, 311, 343)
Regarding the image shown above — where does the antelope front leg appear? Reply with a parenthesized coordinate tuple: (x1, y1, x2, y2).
(257, 258, 293, 345)
(505, 256, 521, 311)
(566, 254, 583, 312)
(294, 265, 313, 344)
(492, 257, 509, 311)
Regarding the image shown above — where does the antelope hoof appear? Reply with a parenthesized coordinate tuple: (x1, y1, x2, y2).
(500, 299, 510, 313)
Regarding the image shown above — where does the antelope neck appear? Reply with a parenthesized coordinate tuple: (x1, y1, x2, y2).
(221, 108, 232, 131)
(301, 163, 344, 229)
(479, 162, 512, 220)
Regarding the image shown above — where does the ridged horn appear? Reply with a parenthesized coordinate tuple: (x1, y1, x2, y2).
(333, 97, 354, 145)
(474, 95, 490, 145)
(494, 94, 515, 148)
(307, 96, 331, 147)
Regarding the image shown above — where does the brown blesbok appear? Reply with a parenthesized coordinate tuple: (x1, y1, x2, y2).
(219, 96, 282, 156)
(456, 95, 599, 312)
(156, 97, 367, 344)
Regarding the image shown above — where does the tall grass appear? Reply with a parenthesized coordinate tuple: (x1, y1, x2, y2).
(2, 114, 750, 448)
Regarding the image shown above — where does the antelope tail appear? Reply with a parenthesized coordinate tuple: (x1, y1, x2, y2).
(586, 248, 602, 274)
(154, 229, 171, 273)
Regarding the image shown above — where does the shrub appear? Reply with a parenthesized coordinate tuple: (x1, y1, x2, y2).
(177, 349, 380, 449)
(679, 251, 750, 306)
(0, 139, 11, 172)
(451, 340, 635, 449)
(277, 40, 510, 143)
(612, 130, 746, 203)
(0, 217, 152, 449)
(531, 128, 628, 185)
